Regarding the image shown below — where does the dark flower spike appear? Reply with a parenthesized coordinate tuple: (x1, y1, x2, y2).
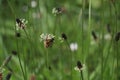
(106, 24, 111, 33)
(48, 66, 52, 70)
(115, 32, 120, 42)
(91, 31, 97, 40)
(16, 18, 21, 24)
(12, 50, 17, 55)
(77, 61, 83, 69)
(74, 61, 85, 72)
(16, 18, 28, 30)
(15, 32, 21, 37)
(5, 72, 12, 80)
(61, 33, 67, 40)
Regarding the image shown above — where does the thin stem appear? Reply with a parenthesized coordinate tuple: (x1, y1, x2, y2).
(17, 39, 26, 80)
(87, 0, 92, 80)
(66, 40, 73, 80)
(113, 2, 118, 80)
(53, 16, 57, 34)
(80, 71, 84, 80)
(7, 0, 16, 18)
(101, 0, 105, 80)
(7, 0, 26, 79)
(45, 48, 48, 68)
(23, 29, 32, 43)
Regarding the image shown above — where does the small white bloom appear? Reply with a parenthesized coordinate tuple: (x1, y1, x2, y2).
(104, 33, 111, 40)
(40, 33, 55, 41)
(70, 43, 78, 52)
(74, 64, 85, 72)
(40, 33, 46, 41)
(31, 0, 37, 8)
(47, 34, 55, 39)
(52, 7, 63, 16)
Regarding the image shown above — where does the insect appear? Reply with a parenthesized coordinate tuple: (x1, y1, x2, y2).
(44, 35, 54, 48)
(40, 34, 55, 48)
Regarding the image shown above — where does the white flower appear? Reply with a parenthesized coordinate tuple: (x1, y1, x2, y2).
(52, 7, 63, 16)
(40, 33, 55, 41)
(31, 0, 37, 8)
(70, 43, 78, 52)
(16, 18, 28, 30)
(104, 33, 111, 40)
(74, 61, 85, 72)
(74, 64, 85, 72)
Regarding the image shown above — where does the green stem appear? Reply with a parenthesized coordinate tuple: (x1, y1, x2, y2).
(45, 49, 48, 68)
(80, 71, 84, 80)
(7, 0, 26, 79)
(113, 2, 118, 80)
(17, 39, 26, 80)
(66, 40, 73, 80)
(87, 0, 92, 80)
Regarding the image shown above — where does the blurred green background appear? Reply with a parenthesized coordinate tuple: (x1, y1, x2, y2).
(0, 0, 120, 80)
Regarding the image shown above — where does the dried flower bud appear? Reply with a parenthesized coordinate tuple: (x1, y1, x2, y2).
(115, 32, 120, 42)
(77, 61, 82, 69)
(48, 66, 52, 70)
(106, 24, 111, 33)
(91, 31, 97, 40)
(12, 50, 17, 55)
(16, 18, 21, 24)
(61, 33, 67, 40)
(15, 32, 21, 37)
(5, 72, 12, 80)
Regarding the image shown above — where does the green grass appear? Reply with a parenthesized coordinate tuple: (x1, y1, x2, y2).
(0, 0, 120, 80)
